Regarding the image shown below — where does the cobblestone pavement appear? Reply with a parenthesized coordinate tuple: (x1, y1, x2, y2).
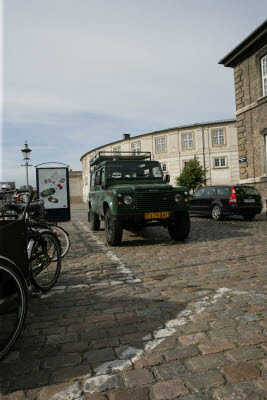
(1, 207, 267, 400)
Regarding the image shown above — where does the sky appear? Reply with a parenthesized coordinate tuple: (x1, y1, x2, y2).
(1, 0, 266, 188)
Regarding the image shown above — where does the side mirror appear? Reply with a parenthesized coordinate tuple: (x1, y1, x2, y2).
(164, 174, 170, 184)
(95, 176, 101, 186)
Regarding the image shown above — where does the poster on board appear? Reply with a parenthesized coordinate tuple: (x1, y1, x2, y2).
(36, 167, 70, 222)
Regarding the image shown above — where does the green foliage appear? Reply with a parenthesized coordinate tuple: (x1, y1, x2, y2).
(175, 156, 207, 192)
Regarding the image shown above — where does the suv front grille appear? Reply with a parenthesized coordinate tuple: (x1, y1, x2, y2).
(134, 191, 172, 212)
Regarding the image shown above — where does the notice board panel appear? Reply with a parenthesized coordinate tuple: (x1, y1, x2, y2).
(36, 167, 70, 222)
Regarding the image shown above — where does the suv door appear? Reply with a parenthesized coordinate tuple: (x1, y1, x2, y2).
(216, 186, 232, 213)
(203, 187, 217, 213)
(89, 172, 96, 211)
(190, 187, 206, 214)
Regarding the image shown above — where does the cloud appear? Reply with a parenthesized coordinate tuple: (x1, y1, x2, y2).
(2, 1, 266, 187)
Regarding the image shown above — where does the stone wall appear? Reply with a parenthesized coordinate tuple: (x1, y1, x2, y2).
(234, 44, 267, 207)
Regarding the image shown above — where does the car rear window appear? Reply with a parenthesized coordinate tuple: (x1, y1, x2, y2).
(235, 186, 258, 196)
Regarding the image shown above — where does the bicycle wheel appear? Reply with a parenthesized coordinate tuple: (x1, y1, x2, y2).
(0, 260, 27, 360)
(51, 226, 70, 258)
(30, 230, 61, 291)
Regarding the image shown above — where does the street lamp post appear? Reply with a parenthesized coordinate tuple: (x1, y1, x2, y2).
(21, 141, 32, 188)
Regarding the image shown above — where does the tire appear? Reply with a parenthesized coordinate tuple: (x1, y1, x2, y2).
(211, 205, 223, 221)
(51, 226, 70, 258)
(243, 213, 256, 221)
(90, 210, 100, 231)
(105, 209, 123, 246)
(30, 231, 61, 291)
(0, 260, 27, 360)
(168, 212, 190, 241)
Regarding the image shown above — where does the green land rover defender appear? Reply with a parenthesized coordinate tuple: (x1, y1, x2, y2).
(88, 151, 190, 246)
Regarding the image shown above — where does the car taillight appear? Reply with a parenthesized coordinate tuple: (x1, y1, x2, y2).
(229, 187, 237, 204)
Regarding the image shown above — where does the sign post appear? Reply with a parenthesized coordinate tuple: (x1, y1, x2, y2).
(36, 165, 70, 222)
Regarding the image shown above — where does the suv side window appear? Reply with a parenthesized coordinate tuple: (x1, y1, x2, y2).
(194, 188, 205, 197)
(217, 186, 231, 196)
(204, 187, 216, 196)
(100, 168, 105, 185)
(90, 172, 96, 187)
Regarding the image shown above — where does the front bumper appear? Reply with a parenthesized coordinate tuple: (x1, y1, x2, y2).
(112, 211, 177, 223)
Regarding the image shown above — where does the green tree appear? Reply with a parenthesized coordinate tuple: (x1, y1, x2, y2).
(176, 156, 207, 192)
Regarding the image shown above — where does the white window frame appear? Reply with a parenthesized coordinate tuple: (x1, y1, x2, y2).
(182, 133, 194, 149)
(113, 146, 121, 154)
(160, 163, 167, 173)
(155, 137, 166, 153)
(261, 55, 267, 97)
(131, 141, 141, 154)
(213, 157, 227, 168)
(212, 129, 226, 146)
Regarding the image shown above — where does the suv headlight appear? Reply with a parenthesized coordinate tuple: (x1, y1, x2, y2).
(174, 194, 183, 203)
(124, 195, 133, 205)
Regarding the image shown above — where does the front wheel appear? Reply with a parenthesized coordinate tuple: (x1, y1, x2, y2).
(30, 230, 61, 291)
(168, 213, 190, 241)
(212, 205, 223, 221)
(105, 209, 123, 246)
(0, 260, 27, 360)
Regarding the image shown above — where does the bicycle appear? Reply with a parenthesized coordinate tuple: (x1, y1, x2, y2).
(11, 194, 70, 259)
(0, 188, 61, 359)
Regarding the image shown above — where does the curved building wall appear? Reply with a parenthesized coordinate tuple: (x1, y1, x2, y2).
(81, 120, 238, 202)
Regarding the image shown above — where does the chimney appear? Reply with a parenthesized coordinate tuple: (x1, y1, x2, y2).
(123, 134, 130, 140)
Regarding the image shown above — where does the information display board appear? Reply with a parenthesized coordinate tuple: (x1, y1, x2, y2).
(36, 167, 70, 222)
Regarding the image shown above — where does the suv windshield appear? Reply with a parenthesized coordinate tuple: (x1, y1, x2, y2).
(106, 162, 163, 180)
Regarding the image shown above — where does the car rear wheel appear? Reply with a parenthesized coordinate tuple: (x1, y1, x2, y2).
(212, 205, 223, 221)
(90, 210, 100, 231)
(243, 212, 256, 221)
(105, 209, 123, 246)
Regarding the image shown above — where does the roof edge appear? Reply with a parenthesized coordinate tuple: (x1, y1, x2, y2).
(80, 118, 236, 161)
(218, 19, 267, 67)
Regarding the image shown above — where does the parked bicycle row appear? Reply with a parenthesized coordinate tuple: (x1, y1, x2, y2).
(0, 186, 70, 360)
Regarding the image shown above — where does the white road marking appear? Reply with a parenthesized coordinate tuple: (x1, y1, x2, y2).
(40, 219, 266, 395)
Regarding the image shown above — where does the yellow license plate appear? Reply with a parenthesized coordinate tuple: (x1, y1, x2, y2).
(145, 212, 170, 219)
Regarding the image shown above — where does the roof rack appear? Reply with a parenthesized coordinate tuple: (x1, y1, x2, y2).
(90, 151, 151, 168)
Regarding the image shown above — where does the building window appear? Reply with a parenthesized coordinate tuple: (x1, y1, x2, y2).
(214, 157, 227, 168)
(261, 55, 267, 97)
(113, 146, 121, 154)
(155, 137, 166, 152)
(182, 133, 194, 149)
(184, 161, 189, 168)
(131, 141, 141, 154)
(212, 129, 225, 146)
(160, 163, 167, 172)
